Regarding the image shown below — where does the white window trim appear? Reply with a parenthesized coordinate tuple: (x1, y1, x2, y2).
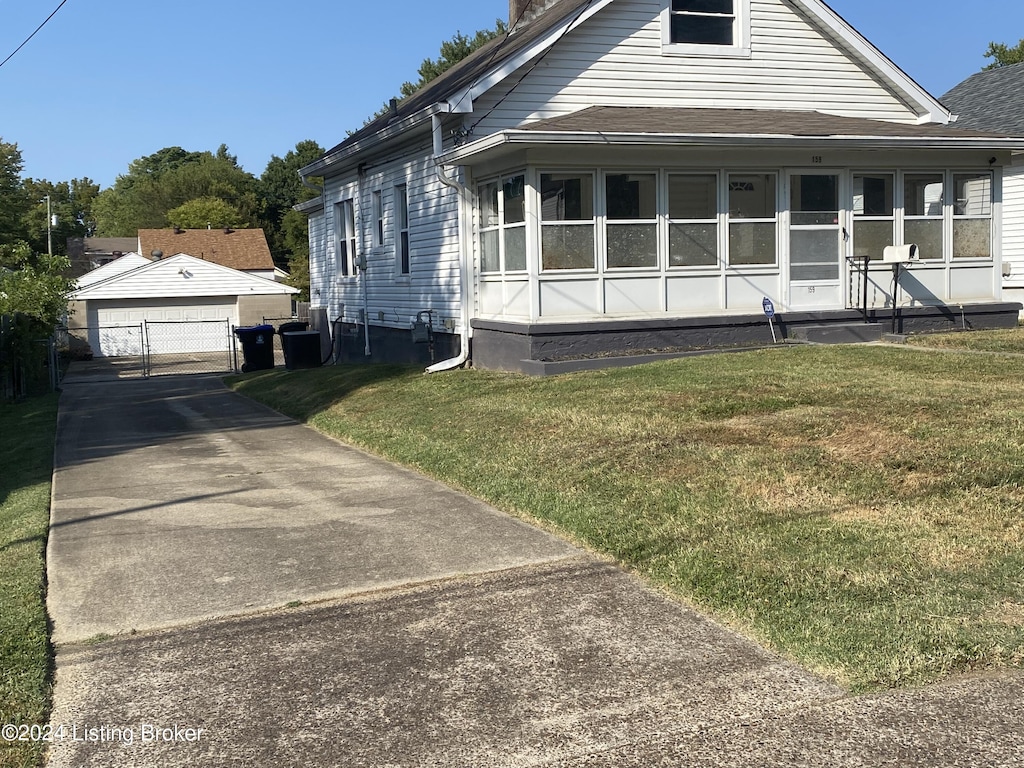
(334, 199, 358, 279)
(372, 190, 384, 249)
(395, 183, 410, 277)
(661, 0, 751, 58)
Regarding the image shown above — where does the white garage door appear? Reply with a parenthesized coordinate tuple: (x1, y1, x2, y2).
(88, 298, 238, 357)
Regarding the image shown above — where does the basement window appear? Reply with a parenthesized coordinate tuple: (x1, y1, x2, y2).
(662, 0, 750, 57)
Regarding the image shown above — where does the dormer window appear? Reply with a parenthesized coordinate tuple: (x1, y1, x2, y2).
(662, 0, 750, 57)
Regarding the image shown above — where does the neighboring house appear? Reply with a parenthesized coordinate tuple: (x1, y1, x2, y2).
(942, 62, 1024, 314)
(137, 228, 285, 282)
(67, 253, 298, 357)
(66, 237, 139, 279)
(299, 0, 1024, 373)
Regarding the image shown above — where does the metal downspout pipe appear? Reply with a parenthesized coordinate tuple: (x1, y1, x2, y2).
(427, 112, 471, 373)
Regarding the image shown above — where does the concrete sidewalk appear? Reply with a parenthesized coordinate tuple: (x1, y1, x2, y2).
(44, 374, 1024, 767)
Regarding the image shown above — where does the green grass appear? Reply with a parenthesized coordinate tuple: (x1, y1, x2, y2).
(908, 325, 1024, 353)
(229, 346, 1024, 693)
(0, 395, 58, 768)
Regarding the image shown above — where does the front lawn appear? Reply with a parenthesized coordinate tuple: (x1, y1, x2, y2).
(908, 325, 1024, 353)
(0, 395, 58, 768)
(228, 346, 1024, 692)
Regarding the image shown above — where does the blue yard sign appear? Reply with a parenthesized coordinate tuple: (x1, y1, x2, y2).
(763, 297, 778, 343)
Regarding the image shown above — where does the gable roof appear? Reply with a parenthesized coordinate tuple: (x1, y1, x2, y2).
(70, 253, 298, 301)
(138, 228, 275, 272)
(942, 63, 1024, 135)
(74, 252, 151, 290)
(302, 0, 951, 177)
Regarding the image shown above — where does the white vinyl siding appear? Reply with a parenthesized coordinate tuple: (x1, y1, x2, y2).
(468, 0, 920, 137)
(1003, 163, 1024, 286)
(320, 146, 463, 332)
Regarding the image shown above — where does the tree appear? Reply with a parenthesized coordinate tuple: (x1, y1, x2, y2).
(167, 197, 244, 229)
(0, 139, 31, 247)
(983, 38, 1024, 69)
(400, 20, 508, 98)
(21, 177, 100, 255)
(257, 140, 324, 281)
(93, 146, 261, 235)
(0, 241, 73, 327)
(362, 19, 509, 126)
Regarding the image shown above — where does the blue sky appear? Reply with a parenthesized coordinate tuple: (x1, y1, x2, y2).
(1, 0, 1021, 189)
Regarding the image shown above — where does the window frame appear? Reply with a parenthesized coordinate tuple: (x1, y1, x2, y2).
(478, 172, 528, 275)
(902, 172, 946, 261)
(333, 199, 357, 278)
(852, 173, 895, 262)
(395, 183, 410, 276)
(662, 0, 751, 58)
(667, 172, 720, 269)
(726, 172, 778, 267)
(951, 172, 993, 261)
(539, 170, 597, 272)
(372, 190, 384, 249)
(604, 171, 659, 270)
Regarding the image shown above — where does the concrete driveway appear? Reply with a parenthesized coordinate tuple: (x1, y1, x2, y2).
(44, 373, 1024, 766)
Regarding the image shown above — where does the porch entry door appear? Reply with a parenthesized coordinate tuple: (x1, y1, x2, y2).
(787, 172, 843, 309)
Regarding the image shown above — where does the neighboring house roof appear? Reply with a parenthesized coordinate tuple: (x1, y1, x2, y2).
(302, 0, 951, 178)
(70, 253, 298, 301)
(74, 252, 151, 290)
(66, 236, 140, 278)
(942, 63, 1024, 135)
(138, 228, 275, 272)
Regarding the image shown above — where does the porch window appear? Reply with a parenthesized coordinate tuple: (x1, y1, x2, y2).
(396, 184, 410, 275)
(903, 173, 944, 260)
(479, 174, 527, 273)
(334, 200, 357, 277)
(852, 174, 894, 261)
(605, 173, 657, 268)
(668, 174, 718, 267)
(952, 173, 992, 259)
(541, 172, 595, 270)
(727, 173, 776, 266)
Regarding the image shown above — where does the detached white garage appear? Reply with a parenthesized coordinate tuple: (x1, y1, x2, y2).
(69, 253, 299, 358)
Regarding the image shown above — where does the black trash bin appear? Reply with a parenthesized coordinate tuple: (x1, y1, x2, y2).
(234, 325, 275, 372)
(276, 320, 309, 336)
(281, 331, 322, 371)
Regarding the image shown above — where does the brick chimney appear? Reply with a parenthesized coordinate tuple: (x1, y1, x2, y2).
(509, 0, 563, 31)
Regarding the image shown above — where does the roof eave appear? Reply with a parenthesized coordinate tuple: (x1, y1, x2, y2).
(300, 103, 448, 178)
(439, 130, 1024, 164)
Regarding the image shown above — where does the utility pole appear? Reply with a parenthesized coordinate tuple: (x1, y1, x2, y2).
(44, 194, 53, 255)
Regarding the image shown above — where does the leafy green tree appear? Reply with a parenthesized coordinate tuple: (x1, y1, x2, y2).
(983, 38, 1024, 69)
(0, 242, 73, 327)
(400, 20, 508, 97)
(362, 19, 508, 126)
(0, 139, 31, 247)
(167, 196, 244, 229)
(258, 140, 324, 279)
(93, 146, 261, 235)
(21, 177, 100, 255)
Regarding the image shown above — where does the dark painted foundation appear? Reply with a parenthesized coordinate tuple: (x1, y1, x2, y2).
(334, 322, 461, 366)
(470, 302, 1022, 374)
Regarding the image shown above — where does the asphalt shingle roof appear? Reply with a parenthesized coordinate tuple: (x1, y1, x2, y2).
(941, 63, 1024, 136)
(138, 228, 275, 272)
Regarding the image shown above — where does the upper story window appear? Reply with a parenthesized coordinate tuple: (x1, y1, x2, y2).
(663, 0, 750, 57)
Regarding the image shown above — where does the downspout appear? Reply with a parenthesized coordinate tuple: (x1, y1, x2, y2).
(427, 112, 472, 373)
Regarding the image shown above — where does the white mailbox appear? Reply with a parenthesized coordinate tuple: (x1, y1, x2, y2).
(882, 244, 920, 263)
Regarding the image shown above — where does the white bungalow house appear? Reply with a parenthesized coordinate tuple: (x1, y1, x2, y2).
(299, 0, 1024, 373)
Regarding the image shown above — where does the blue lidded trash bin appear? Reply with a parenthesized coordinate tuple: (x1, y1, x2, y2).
(234, 325, 275, 372)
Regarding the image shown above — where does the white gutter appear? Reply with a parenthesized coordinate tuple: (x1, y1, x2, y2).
(426, 112, 472, 373)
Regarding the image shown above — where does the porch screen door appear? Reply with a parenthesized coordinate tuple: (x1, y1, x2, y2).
(789, 173, 841, 283)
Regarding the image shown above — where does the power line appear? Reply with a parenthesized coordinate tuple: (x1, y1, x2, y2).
(0, 0, 72, 71)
